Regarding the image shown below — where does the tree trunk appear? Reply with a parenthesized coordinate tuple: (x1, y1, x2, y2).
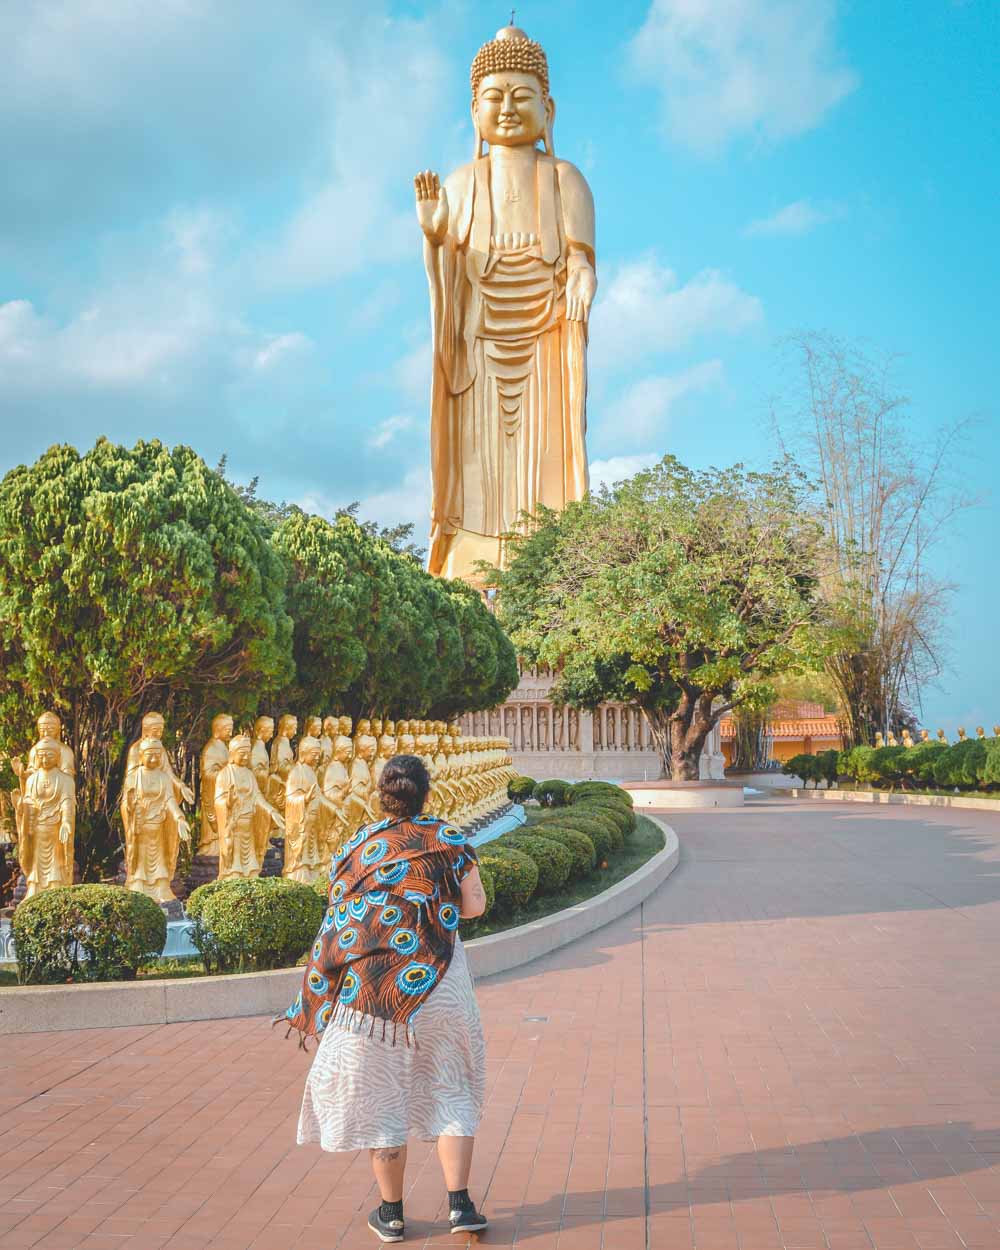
(646, 691, 718, 781)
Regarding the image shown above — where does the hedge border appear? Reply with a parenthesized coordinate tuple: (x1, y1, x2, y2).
(0, 819, 680, 1034)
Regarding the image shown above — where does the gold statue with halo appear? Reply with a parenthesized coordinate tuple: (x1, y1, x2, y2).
(120, 737, 190, 903)
(214, 735, 284, 881)
(12, 737, 76, 899)
(415, 24, 596, 581)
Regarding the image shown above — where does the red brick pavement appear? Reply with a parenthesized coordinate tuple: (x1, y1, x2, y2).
(3, 798, 1000, 1250)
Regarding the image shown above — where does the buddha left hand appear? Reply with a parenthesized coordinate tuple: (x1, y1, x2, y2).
(566, 262, 597, 323)
(59, 822, 70, 845)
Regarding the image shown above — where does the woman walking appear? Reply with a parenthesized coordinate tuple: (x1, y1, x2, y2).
(283, 754, 489, 1243)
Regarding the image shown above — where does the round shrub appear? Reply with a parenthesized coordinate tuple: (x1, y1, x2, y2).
(531, 826, 596, 875)
(478, 863, 496, 917)
(536, 808, 619, 859)
(478, 848, 538, 913)
(575, 798, 635, 839)
(187, 876, 324, 973)
(570, 782, 633, 808)
(500, 834, 573, 894)
(533, 778, 571, 808)
(12, 885, 166, 985)
(902, 740, 948, 786)
(507, 775, 537, 802)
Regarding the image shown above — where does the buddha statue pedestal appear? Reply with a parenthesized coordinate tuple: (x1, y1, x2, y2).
(259, 835, 285, 878)
(184, 852, 221, 895)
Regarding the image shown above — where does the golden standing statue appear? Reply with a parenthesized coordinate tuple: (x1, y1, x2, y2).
(23, 711, 75, 778)
(120, 738, 190, 903)
(284, 736, 337, 884)
(198, 713, 233, 857)
(11, 738, 76, 898)
(215, 736, 284, 881)
(126, 712, 194, 807)
(416, 25, 596, 581)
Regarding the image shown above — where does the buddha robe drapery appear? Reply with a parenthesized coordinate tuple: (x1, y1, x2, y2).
(425, 153, 594, 579)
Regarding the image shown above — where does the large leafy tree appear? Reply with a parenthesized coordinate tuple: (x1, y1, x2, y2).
(0, 439, 294, 874)
(495, 456, 826, 779)
(429, 580, 520, 720)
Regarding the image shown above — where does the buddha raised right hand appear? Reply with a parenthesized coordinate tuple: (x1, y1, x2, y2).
(414, 170, 449, 246)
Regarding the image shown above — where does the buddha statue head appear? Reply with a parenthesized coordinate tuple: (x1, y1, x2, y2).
(377, 732, 396, 760)
(229, 735, 253, 768)
(278, 714, 298, 740)
(356, 718, 372, 738)
(211, 713, 234, 743)
(36, 711, 64, 741)
(339, 715, 353, 737)
(333, 734, 354, 764)
(356, 733, 378, 764)
(254, 715, 275, 743)
(141, 711, 166, 741)
(471, 25, 552, 157)
(298, 735, 322, 769)
(34, 737, 61, 771)
(304, 715, 322, 738)
(384, 720, 396, 736)
(371, 718, 383, 738)
(138, 737, 165, 770)
(322, 715, 337, 738)
(976, 725, 986, 738)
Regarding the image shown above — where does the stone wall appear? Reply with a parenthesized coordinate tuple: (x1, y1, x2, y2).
(459, 668, 726, 782)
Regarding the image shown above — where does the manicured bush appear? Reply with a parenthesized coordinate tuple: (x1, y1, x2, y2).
(533, 778, 571, 808)
(187, 876, 324, 973)
(531, 826, 596, 875)
(842, 745, 877, 786)
(536, 809, 618, 859)
(783, 753, 818, 785)
(12, 884, 166, 985)
(576, 797, 635, 838)
(500, 834, 573, 894)
(478, 863, 496, 917)
(902, 740, 948, 786)
(507, 775, 537, 802)
(933, 738, 988, 789)
(478, 847, 538, 913)
(569, 781, 634, 808)
(867, 745, 908, 789)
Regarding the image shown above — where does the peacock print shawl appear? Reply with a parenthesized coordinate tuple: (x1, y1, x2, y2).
(279, 814, 478, 1048)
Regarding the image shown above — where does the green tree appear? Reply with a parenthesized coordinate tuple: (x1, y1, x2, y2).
(0, 439, 294, 876)
(495, 456, 826, 780)
(429, 581, 519, 720)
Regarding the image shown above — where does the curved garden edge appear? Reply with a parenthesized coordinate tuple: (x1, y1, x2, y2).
(773, 786, 1000, 813)
(0, 819, 679, 1036)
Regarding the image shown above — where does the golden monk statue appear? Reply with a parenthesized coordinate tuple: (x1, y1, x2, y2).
(269, 714, 298, 804)
(416, 24, 596, 581)
(370, 727, 398, 819)
(121, 737, 190, 903)
(12, 738, 75, 898)
(396, 719, 416, 755)
(344, 728, 378, 831)
(319, 716, 337, 778)
(252, 716, 275, 790)
(321, 731, 353, 854)
(18, 711, 76, 779)
(215, 736, 284, 881)
(126, 712, 194, 806)
(198, 713, 233, 857)
(284, 736, 337, 884)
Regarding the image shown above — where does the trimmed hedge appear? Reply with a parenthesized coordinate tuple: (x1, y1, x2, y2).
(836, 736, 1000, 793)
(570, 781, 634, 808)
(576, 797, 635, 838)
(783, 750, 839, 788)
(478, 863, 496, 917)
(12, 884, 166, 985)
(500, 834, 573, 894)
(478, 847, 538, 913)
(507, 775, 537, 802)
(531, 825, 596, 875)
(533, 778, 571, 808)
(536, 808, 620, 858)
(187, 876, 324, 973)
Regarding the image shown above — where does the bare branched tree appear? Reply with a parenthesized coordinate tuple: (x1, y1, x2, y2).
(773, 332, 974, 746)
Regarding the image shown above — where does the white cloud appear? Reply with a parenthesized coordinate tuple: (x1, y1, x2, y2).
(590, 257, 762, 372)
(605, 361, 724, 440)
(251, 332, 314, 373)
(299, 465, 431, 533)
(367, 414, 414, 450)
(744, 198, 847, 236)
(630, 0, 859, 153)
(589, 453, 662, 491)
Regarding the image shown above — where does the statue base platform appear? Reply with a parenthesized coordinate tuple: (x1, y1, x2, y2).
(159, 898, 186, 922)
(623, 780, 745, 809)
(260, 837, 285, 878)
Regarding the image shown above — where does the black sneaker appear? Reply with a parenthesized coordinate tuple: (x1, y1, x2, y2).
(449, 1203, 488, 1234)
(368, 1206, 405, 1243)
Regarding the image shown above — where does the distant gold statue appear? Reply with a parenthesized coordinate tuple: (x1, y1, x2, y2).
(252, 715, 275, 789)
(345, 728, 377, 831)
(976, 726, 986, 739)
(284, 736, 337, 884)
(120, 738, 190, 903)
(19, 711, 76, 779)
(321, 732, 354, 853)
(126, 712, 194, 806)
(215, 736, 284, 881)
(919, 728, 929, 742)
(198, 713, 233, 858)
(416, 24, 596, 581)
(936, 729, 947, 743)
(874, 732, 885, 748)
(957, 726, 967, 741)
(11, 738, 75, 899)
(269, 714, 298, 811)
(902, 730, 914, 748)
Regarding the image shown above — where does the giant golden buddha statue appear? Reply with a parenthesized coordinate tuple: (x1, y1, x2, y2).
(416, 24, 596, 582)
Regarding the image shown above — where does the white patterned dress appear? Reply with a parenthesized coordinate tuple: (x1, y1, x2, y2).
(297, 938, 485, 1152)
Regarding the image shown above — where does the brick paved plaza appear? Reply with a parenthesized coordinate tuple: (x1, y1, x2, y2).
(4, 798, 1000, 1250)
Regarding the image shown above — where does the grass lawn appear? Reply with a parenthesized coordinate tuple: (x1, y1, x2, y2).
(460, 811, 666, 940)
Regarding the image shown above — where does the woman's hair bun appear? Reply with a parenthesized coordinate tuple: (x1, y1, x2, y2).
(378, 754, 431, 818)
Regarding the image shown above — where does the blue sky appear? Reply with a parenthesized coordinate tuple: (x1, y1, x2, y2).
(1, 0, 996, 732)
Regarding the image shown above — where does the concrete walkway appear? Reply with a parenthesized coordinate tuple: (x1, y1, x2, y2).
(3, 798, 1000, 1249)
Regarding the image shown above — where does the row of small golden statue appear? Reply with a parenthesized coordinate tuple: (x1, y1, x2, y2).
(3, 709, 514, 907)
(874, 726, 1000, 749)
